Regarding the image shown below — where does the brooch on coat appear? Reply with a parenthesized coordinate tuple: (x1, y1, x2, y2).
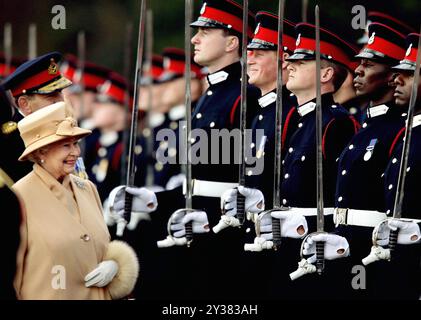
(74, 178, 86, 190)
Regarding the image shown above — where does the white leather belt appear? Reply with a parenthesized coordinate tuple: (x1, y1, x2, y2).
(333, 208, 387, 227)
(287, 207, 334, 216)
(183, 179, 238, 198)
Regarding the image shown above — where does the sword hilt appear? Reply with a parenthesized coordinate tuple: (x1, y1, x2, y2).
(272, 216, 282, 250)
(185, 221, 193, 247)
(388, 228, 399, 260)
(236, 189, 246, 225)
(316, 240, 325, 274)
(123, 190, 133, 227)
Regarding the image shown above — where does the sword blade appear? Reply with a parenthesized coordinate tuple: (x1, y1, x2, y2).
(120, 22, 134, 185)
(236, 0, 249, 225)
(315, 5, 325, 274)
(315, 5, 324, 232)
(272, 0, 286, 249)
(124, 0, 147, 223)
(144, 9, 155, 187)
(185, 0, 193, 210)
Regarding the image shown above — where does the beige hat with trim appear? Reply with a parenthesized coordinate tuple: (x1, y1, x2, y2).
(18, 102, 91, 161)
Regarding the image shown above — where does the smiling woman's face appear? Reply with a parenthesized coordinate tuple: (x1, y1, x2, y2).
(38, 137, 81, 180)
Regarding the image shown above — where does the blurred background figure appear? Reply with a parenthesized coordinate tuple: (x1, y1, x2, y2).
(61, 54, 111, 129)
(86, 71, 128, 201)
(134, 47, 204, 191)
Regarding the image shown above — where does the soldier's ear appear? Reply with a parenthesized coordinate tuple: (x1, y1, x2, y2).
(320, 66, 334, 84)
(282, 52, 290, 69)
(17, 95, 33, 116)
(225, 35, 239, 53)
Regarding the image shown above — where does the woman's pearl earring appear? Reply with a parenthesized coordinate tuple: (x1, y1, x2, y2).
(40, 159, 45, 164)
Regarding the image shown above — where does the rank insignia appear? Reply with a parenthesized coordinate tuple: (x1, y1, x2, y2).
(368, 32, 376, 45)
(48, 58, 58, 75)
(1, 121, 18, 135)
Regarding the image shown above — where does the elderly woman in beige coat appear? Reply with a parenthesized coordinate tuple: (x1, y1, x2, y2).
(12, 101, 139, 300)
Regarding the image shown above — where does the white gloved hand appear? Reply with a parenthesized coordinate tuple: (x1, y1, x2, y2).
(108, 186, 158, 234)
(220, 186, 265, 217)
(258, 210, 308, 240)
(302, 233, 350, 263)
(171, 210, 210, 238)
(373, 218, 421, 246)
(84, 260, 119, 288)
(165, 173, 186, 190)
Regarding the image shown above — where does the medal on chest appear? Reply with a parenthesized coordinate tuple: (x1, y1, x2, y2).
(363, 138, 378, 161)
(256, 136, 267, 159)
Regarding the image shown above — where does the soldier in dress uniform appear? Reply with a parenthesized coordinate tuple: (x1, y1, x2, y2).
(134, 54, 166, 190)
(378, 33, 421, 299)
(87, 71, 128, 201)
(217, 11, 298, 299)
(125, 49, 204, 300)
(161, 0, 260, 300)
(0, 167, 21, 300)
(330, 22, 408, 299)
(1, 52, 72, 181)
(243, 11, 298, 206)
(224, 22, 360, 299)
(155, 48, 204, 190)
(333, 56, 368, 123)
(110, 0, 260, 300)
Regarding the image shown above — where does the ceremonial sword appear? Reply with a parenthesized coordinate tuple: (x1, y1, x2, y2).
(314, 5, 326, 275)
(123, 0, 147, 225)
(389, 26, 421, 258)
(235, 0, 249, 226)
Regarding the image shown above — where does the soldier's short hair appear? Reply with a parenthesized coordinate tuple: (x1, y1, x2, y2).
(222, 29, 243, 57)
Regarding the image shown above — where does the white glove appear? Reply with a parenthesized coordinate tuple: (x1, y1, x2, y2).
(362, 245, 391, 265)
(171, 210, 210, 238)
(243, 211, 308, 252)
(84, 260, 119, 288)
(302, 233, 350, 263)
(108, 186, 158, 234)
(258, 210, 308, 240)
(157, 210, 210, 248)
(165, 173, 186, 190)
(221, 186, 265, 217)
(373, 218, 421, 246)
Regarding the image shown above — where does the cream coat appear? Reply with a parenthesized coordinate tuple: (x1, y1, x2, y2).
(13, 164, 112, 300)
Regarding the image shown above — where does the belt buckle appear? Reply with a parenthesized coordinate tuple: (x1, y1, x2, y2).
(334, 208, 348, 227)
